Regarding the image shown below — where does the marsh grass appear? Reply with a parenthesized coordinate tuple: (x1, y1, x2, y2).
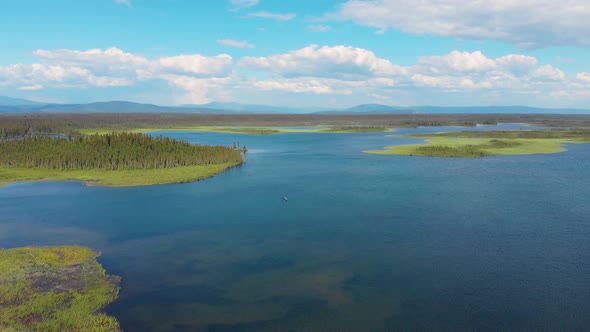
(0, 246, 121, 332)
(320, 126, 392, 133)
(0, 162, 240, 187)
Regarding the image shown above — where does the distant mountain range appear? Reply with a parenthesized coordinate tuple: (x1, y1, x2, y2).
(0, 96, 45, 106)
(0, 96, 588, 114)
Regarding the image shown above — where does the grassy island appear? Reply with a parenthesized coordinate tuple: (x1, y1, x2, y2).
(0, 246, 121, 332)
(0, 133, 243, 187)
(365, 129, 590, 158)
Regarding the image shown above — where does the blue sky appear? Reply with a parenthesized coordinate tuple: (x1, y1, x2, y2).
(1, 0, 589, 108)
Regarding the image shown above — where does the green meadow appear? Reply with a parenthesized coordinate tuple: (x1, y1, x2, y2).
(0, 162, 239, 188)
(365, 130, 590, 157)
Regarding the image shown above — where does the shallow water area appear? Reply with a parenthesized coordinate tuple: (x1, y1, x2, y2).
(1, 124, 589, 331)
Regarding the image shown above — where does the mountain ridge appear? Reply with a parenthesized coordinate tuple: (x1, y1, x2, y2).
(0, 97, 588, 114)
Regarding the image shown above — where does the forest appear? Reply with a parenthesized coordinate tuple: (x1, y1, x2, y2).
(0, 132, 244, 170)
(2, 113, 590, 138)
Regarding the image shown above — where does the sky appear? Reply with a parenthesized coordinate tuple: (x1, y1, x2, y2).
(0, 0, 589, 108)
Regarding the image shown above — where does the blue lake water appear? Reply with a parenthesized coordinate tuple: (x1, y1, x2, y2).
(1, 124, 589, 331)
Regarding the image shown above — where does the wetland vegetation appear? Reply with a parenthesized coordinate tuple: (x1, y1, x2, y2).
(0, 246, 121, 332)
(365, 129, 590, 157)
(2, 113, 590, 139)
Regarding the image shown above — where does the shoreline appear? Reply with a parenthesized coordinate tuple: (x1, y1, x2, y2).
(0, 161, 242, 188)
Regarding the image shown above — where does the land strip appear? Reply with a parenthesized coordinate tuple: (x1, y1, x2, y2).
(365, 129, 590, 157)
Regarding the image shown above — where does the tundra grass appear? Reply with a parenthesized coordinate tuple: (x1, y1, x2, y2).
(0, 162, 240, 188)
(0, 246, 121, 332)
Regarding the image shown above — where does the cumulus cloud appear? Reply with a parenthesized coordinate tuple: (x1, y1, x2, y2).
(239, 44, 406, 80)
(2, 45, 586, 106)
(0, 47, 235, 103)
(162, 75, 237, 104)
(325, 0, 590, 48)
(416, 51, 538, 76)
(417, 51, 496, 74)
(157, 54, 233, 77)
(217, 39, 256, 48)
(33, 48, 148, 76)
(248, 11, 296, 21)
(532, 64, 566, 81)
(31, 47, 233, 78)
(254, 78, 352, 95)
(577, 72, 590, 83)
(412, 74, 492, 89)
(0, 63, 133, 88)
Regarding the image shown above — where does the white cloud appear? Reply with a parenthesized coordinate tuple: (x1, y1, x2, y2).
(32, 47, 232, 78)
(307, 25, 332, 32)
(1, 47, 234, 102)
(18, 84, 44, 91)
(577, 72, 590, 83)
(114, 0, 132, 7)
(217, 39, 256, 48)
(157, 54, 233, 77)
(0, 63, 133, 88)
(239, 44, 406, 80)
(2, 45, 588, 107)
(416, 51, 538, 76)
(254, 78, 353, 95)
(550, 90, 590, 99)
(326, 0, 590, 48)
(162, 75, 236, 104)
(33, 47, 148, 76)
(230, 0, 259, 11)
(532, 65, 565, 81)
(418, 51, 496, 74)
(412, 74, 492, 89)
(495, 54, 538, 75)
(248, 12, 296, 21)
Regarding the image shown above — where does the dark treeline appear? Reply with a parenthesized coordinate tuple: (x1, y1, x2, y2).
(0, 133, 243, 170)
(0, 117, 79, 138)
(2, 113, 590, 138)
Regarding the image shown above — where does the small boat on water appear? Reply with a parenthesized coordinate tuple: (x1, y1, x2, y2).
(283, 196, 288, 202)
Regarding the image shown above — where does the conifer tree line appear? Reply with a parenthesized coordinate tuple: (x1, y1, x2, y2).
(0, 118, 79, 139)
(0, 133, 243, 170)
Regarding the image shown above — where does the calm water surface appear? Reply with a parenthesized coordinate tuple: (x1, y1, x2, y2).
(1, 124, 589, 331)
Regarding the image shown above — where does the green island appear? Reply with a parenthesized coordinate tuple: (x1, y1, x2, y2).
(0, 245, 121, 332)
(364, 129, 590, 157)
(0, 132, 244, 187)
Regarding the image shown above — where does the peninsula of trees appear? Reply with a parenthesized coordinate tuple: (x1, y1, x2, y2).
(0, 133, 244, 187)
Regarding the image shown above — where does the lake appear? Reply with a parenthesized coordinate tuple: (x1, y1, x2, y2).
(1, 124, 589, 331)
